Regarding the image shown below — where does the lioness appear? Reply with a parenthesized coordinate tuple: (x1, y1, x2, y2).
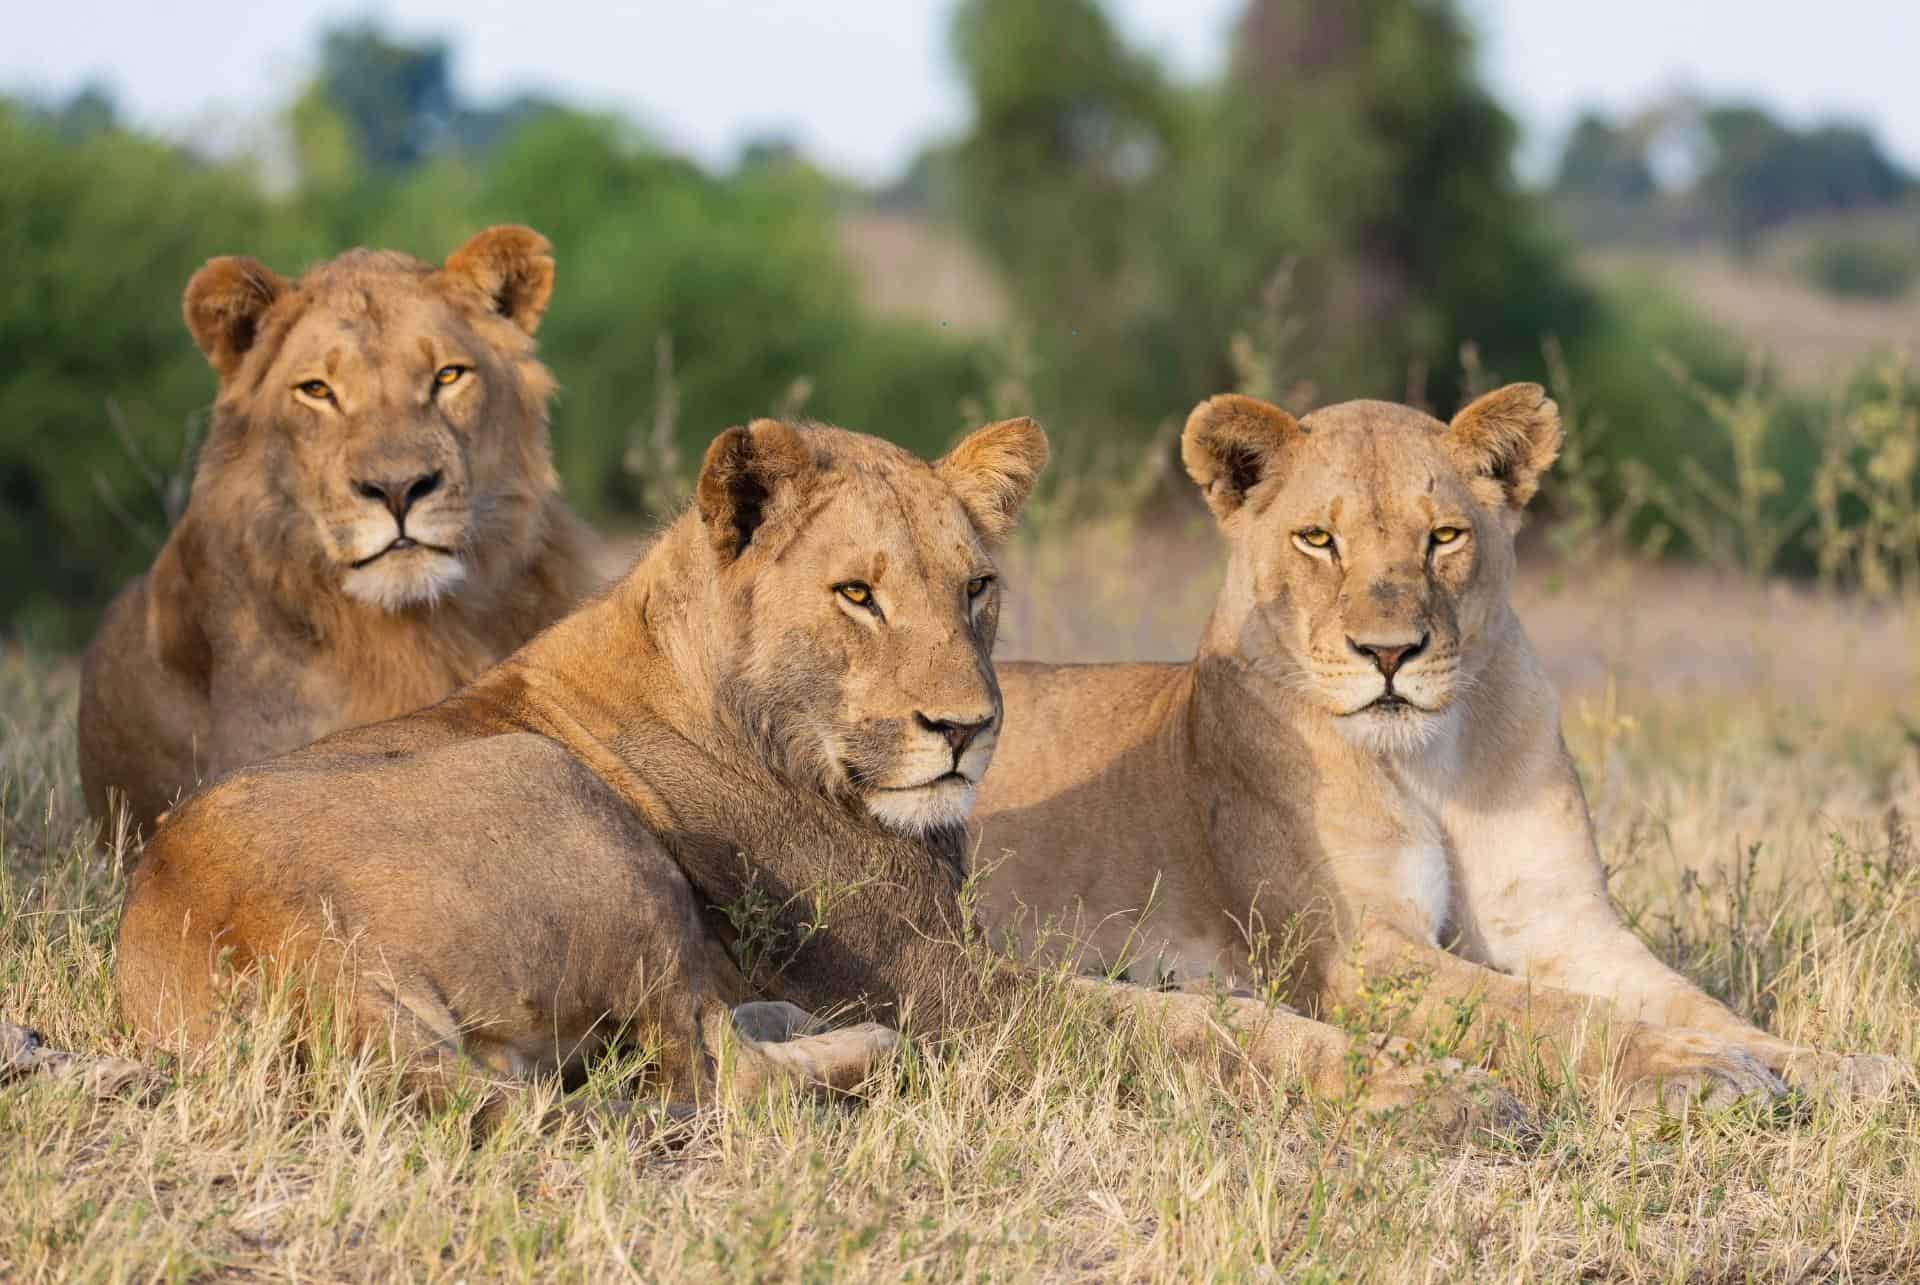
(976, 386, 1905, 1106)
(116, 416, 1522, 1135)
(78, 227, 601, 835)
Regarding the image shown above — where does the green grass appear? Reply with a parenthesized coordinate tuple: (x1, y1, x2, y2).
(3, 555, 1919, 1280)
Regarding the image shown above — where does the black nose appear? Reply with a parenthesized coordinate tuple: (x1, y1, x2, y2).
(354, 471, 442, 523)
(916, 713, 991, 757)
(1348, 634, 1428, 680)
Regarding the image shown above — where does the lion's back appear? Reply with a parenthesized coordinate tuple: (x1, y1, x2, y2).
(114, 696, 685, 1046)
(78, 570, 209, 832)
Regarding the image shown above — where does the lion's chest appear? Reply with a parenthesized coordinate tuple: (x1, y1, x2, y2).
(1327, 828, 1453, 945)
(328, 618, 500, 727)
(1378, 736, 1464, 946)
(1331, 801, 1455, 945)
(1390, 838, 1453, 945)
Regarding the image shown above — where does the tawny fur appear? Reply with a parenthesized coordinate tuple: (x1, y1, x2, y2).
(976, 385, 1907, 1108)
(77, 227, 602, 836)
(114, 418, 1524, 1137)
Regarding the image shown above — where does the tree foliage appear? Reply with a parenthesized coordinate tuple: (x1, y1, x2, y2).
(1551, 97, 1911, 248)
(1700, 108, 1910, 243)
(936, 0, 1594, 439)
(1556, 114, 1657, 203)
(0, 102, 272, 637)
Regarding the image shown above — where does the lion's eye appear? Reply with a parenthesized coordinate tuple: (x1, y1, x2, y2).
(1431, 526, 1466, 546)
(434, 364, 469, 388)
(836, 582, 874, 607)
(1297, 528, 1333, 548)
(966, 574, 993, 600)
(296, 379, 335, 402)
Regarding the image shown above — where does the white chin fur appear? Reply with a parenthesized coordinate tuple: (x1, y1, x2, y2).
(864, 777, 977, 835)
(1336, 705, 1451, 756)
(342, 554, 468, 611)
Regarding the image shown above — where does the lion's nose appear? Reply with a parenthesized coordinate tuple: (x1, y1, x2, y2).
(915, 712, 992, 757)
(1348, 633, 1428, 679)
(354, 471, 442, 523)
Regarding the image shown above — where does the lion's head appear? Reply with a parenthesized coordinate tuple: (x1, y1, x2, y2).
(182, 226, 563, 611)
(1182, 384, 1560, 754)
(688, 416, 1048, 834)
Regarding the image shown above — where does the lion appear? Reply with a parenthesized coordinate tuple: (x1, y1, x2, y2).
(975, 385, 1907, 1108)
(114, 416, 1524, 1137)
(78, 227, 602, 836)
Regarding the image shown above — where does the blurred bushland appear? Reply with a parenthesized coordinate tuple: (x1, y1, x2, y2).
(3, 2, 1918, 644)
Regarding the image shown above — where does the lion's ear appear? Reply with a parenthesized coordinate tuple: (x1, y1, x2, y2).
(1446, 382, 1561, 509)
(442, 225, 555, 334)
(182, 257, 289, 379)
(936, 417, 1049, 541)
(1181, 394, 1301, 520)
(695, 418, 818, 563)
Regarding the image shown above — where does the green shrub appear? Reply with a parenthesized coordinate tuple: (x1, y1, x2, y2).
(1799, 233, 1919, 301)
(0, 105, 279, 642)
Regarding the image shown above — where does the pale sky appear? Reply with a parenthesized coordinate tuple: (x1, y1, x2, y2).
(6, 0, 1917, 182)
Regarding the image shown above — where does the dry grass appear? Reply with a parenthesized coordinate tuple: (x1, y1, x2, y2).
(4, 532, 1920, 1281)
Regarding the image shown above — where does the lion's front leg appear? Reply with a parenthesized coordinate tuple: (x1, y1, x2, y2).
(1521, 922, 1913, 1098)
(1463, 857, 1912, 1101)
(1501, 903, 1914, 1100)
(1332, 923, 1787, 1108)
(1068, 978, 1532, 1142)
(1442, 752, 1909, 1101)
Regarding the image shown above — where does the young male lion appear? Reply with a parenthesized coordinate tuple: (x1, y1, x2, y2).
(78, 227, 601, 835)
(115, 417, 1521, 1135)
(975, 386, 1906, 1108)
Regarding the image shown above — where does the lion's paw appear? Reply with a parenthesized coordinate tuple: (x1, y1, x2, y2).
(1621, 1032, 1786, 1113)
(758, 1020, 901, 1094)
(0, 1022, 44, 1078)
(0, 1022, 160, 1101)
(1778, 1050, 1912, 1103)
(730, 1001, 823, 1043)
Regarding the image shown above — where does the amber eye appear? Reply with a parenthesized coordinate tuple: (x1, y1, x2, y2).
(1297, 528, 1333, 548)
(296, 379, 334, 402)
(836, 582, 873, 607)
(434, 364, 468, 388)
(1431, 526, 1466, 547)
(966, 574, 993, 600)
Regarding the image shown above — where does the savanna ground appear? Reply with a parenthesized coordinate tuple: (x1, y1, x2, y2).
(3, 509, 1919, 1281)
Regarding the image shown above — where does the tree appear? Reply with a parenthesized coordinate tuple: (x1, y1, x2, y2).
(39, 84, 119, 142)
(1700, 106, 1909, 243)
(944, 0, 1184, 427)
(316, 24, 455, 172)
(935, 0, 1593, 433)
(1555, 113, 1656, 203)
(1197, 0, 1592, 404)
